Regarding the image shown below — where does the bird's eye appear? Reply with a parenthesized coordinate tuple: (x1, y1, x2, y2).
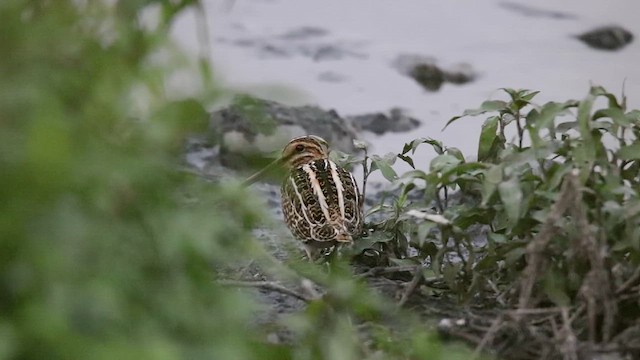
(295, 144, 305, 152)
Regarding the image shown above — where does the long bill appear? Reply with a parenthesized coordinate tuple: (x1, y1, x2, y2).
(241, 156, 286, 187)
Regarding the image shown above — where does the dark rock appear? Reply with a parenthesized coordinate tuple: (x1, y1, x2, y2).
(577, 26, 633, 51)
(394, 54, 477, 92)
(410, 63, 445, 91)
(347, 108, 421, 135)
(209, 95, 359, 167)
(442, 63, 476, 85)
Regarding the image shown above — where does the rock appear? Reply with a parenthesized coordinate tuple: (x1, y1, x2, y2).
(209, 95, 359, 167)
(394, 54, 477, 92)
(410, 63, 446, 91)
(442, 63, 476, 85)
(577, 25, 633, 51)
(347, 108, 421, 135)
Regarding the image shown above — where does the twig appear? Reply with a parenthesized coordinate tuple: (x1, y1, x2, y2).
(361, 147, 369, 209)
(397, 266, 424, 308)
(434, 187, 444, 213)
(518, 170, 578, 310)
(447, 329, 485, 345)
(505, 307, 567, 316)
(559, 307, 578, 360)
(616, 266, 640, 295)
(472, 316, 503, 360)
(443, 186, 449, 209)
(356, 265, 417, 278)
(515, 111, 524, 149)
(217, 280, 314, 302)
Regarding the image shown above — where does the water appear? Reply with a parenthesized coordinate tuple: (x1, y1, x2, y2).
(171, 0, 640, 175)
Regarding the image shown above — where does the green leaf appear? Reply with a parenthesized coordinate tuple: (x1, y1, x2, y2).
(488, 233, 507, 245)
(626, 110, 640, 124)
(543, 270, 571, 306)
(591, 85, 622, 109)
(482, 165, 502, 206)
(441, 162, 487, 178)
(478, 116, 500, 161)
(401, 138, 444, 155)
(545, 162, 572, 190)
(481, 165, 503, 205)
(365, 229, 395, 243)
(575, 90, 597, 182)
(399, 183, 416, 204)
(525, 108, 543, 147)
(533, 100, 577, 130)
(442, 263, 461, 290)
(498, 177, 523, 227)
(443, 100, 507, 129)
(371, 156, 398, 182)
(521, 90, 540, 102)
(400, 169, 430, 180)
(503, 88, 539, 106)
(618, 143, 640, 160)
(331, 150, 362, 167)
(420, 241, 439, 259)
(429, 154, 461, 173)
(397, 154, 415, 169)
(417, 222, 437, 246)
(557, 121, 578, 133)
(446, 147, 465, 162)
(593, 107, 631, 127)
(624, 199, 640, 219)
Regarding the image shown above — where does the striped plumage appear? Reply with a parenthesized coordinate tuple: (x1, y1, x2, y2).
(244, 135, 363, 259)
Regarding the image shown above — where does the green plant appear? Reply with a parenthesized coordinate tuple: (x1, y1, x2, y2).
(0, 1, 270, 359)
(358, 86, 640, 358)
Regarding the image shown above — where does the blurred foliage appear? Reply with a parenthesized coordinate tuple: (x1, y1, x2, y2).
(0, 1, 265, 359)
(0, 1, 474, 360)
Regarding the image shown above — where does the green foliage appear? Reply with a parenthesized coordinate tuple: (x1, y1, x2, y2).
(0, 1, 265, 359)
(362, 86, 640, 351)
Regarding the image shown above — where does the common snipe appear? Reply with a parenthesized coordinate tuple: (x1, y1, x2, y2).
(244, 135, 364, 260)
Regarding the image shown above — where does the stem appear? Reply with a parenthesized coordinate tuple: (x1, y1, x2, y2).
(515, 111, 524, 149)
(444, 186, 449, 209)
(434, 186, 444, 214)
(361, 147, 369, 208)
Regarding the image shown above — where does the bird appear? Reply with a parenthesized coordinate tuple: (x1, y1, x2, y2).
(244, 135, 364, 260)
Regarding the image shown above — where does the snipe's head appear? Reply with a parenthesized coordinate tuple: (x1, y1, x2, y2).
(280, 135, 329, 169)
(242, 135, 330, 186)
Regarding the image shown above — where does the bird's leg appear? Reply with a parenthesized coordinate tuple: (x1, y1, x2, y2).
(303, 244, 320, 262)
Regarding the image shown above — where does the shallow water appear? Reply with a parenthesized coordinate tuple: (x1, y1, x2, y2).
(172, 0, 640, 176)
